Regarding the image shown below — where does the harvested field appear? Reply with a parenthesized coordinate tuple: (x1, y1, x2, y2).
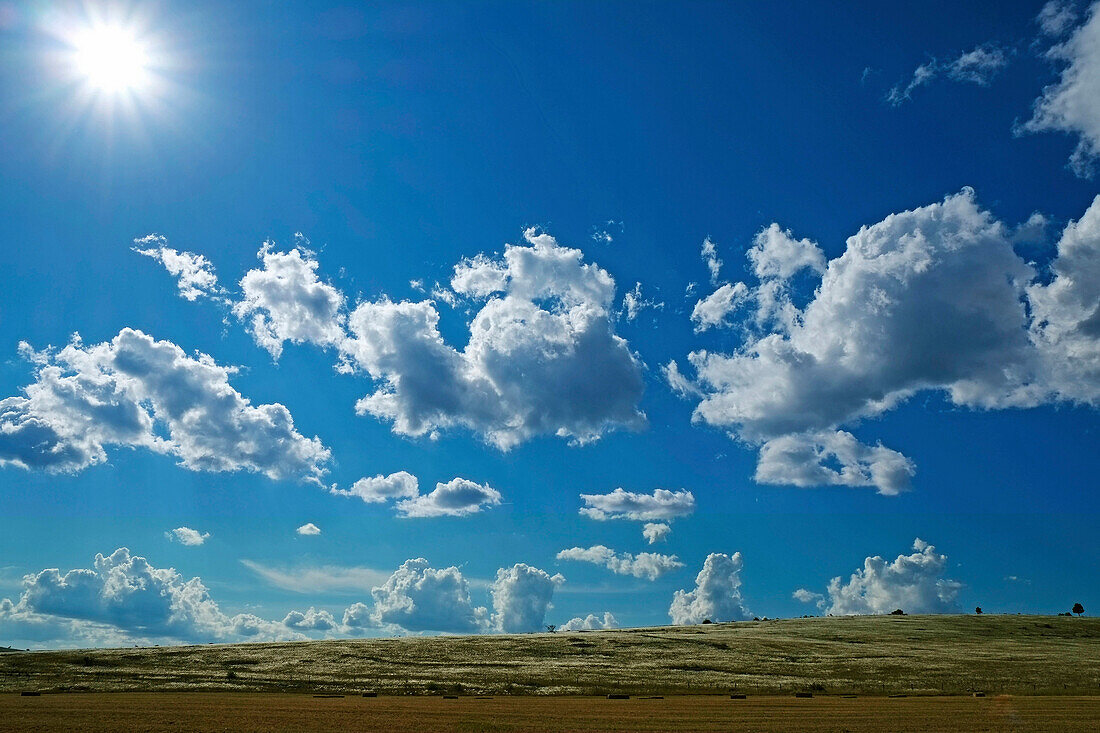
(2, 693, 1099, 732)
(2, 615, 1097, 697)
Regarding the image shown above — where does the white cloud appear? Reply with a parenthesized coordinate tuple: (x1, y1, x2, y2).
(642, 522, 671, 544)
(0, 329, 330, 482)
(331, 471, 419, 504)
(886, 60, 937, 105)
(395, 477, 502, 518)
(296, 523, 322, 536)
(691, 283, 748, 332)
(556, 545, 683, 581)
(1024, 3, 1100, 176)
(165, 527, 210, 546)
(579, 488, 695, 521)
(451, 253, 509, 297)
(233, 238, 347, 359)
(1038, 1, 1079, 37)
(282, 606, 337, 631)
(343, 229, 646, 449)
(241, 560, 390, 594)
(823, 539, 963, 615)
(662, 360, 702, 398)
(133, 235, 222, 302)
(490, 563, 565, 633)
(673, 189, 1100, 494)
(693, 225, 824, 334)
(0, 548, 294, 646)
(336, 559, 563, 636)
(755, 430, 916, 496)
(749, 223, 827, 280)
(360, 558, 489, 633)
(1028, 196, 1100, 397)
(701, 236, 722, 284)
(946, 46, 1010, 85)
(139, 230, 646, 451)
(590, 220, 622, 244)
(560, 611, 618, 631)
(620, 282, 663, 321)
(793, 588, 825, 605)
(669, 552, 751, 624)
(887, 45, 1008, 105)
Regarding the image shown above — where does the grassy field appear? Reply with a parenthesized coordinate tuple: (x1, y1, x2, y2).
(1, 615, 1098, 697)
(4, 693, 1100, 732)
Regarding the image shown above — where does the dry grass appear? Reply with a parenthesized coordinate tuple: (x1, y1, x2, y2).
(1, 615, 1097, 697)
(2, 693, 1099, 732)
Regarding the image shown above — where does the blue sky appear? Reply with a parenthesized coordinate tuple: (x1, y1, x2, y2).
(1, 0, 1098, 647)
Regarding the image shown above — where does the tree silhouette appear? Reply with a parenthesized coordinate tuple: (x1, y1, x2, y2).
(975, 606, 982, 614)
(889, 608, 906, 615)
(1073, 602, 1084, 616)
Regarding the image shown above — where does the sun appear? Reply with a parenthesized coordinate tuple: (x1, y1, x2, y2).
(69, 23, 151, 94)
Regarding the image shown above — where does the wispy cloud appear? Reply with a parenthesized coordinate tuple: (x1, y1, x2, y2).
(241, 560, 390, 594)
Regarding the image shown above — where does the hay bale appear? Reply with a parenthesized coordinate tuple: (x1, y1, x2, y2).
(972, 692, 986, 698)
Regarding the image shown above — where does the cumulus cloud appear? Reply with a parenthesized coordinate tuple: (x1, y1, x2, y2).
(749, 223, 827, 280)
(0, 548, 293, 646)
(691, 283, 748, 331)
(642, 522, 671, 544)
(560, 611, 619, 631)
(165, 527, 210, 546)
(490, 564, 564, 633)
(556, 545, 683, 580)
(343, 229, 646, 449)
(1038, 1, 1079, 37)
(1028, 196, 1100, 397)
(331, 471, 419, 504)
(672, 189, 1100, 494)
(282, 606, 337, 631)
(233, 238, 348, 359)
(822, 539, 962, 615)
(296, 523, 322, 536)
(395, 477, 502, 518)
(669, 552, 751, 625)
(579, 488, 695, 521)
(0, 329, 330, 482)
(133, 236, 222, 302)
(1026, 2, 1100, 176)
(793, 588, 825, 606)
(692, 225, 825, 333)
(140, 230, 646, 450)
(339, 558, 564, 635)
(755, 430, 916, 496)
(359, 558, 489, 633)
(887, 45, 1008, 105)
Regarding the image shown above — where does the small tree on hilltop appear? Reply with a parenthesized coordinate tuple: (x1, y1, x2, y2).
(890, 608, 906, 615)
(1073, 603, 1084, 616)
(975, 606, 982, 614)
(545, 625, 556, 633)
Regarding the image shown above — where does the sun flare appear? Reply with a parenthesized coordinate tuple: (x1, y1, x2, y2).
(69, 23, 151, 94)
